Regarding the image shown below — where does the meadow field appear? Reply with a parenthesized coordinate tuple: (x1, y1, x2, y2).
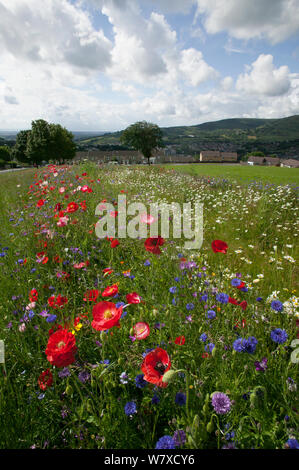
(0, 163, 298, 450)
(164, 163, 299, 186)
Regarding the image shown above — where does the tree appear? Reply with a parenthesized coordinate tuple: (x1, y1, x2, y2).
(11, 130, 31, 163)
(0, 145, 11, 162)
(49, 124, 76, 163)
(120, 121, 164, 165)
(25, 119, 52, 165)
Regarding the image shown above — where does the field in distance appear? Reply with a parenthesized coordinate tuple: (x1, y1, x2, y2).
(164, 163, 299, 186)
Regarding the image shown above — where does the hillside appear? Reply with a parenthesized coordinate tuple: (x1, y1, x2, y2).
(77, 115, 299, 158)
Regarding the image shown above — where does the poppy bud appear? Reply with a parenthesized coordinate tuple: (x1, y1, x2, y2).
(206, 420, 214, 433)
(161, 369, 181, 384)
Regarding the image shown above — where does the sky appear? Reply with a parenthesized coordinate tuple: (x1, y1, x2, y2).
(0, 0, 299, 132)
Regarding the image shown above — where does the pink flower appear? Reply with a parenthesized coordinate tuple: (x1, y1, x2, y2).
(57, 216, 69, 227)
(59, 187, 66, 194)
(140, 213, 156, 225)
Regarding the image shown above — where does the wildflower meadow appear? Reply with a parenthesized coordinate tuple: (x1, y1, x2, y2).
(0, 163, 298, 450)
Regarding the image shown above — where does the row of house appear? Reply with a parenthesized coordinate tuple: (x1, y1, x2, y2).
(199, 151, 238, 162)
(247, 156, 299, 167)
(74, 150, 199, 164)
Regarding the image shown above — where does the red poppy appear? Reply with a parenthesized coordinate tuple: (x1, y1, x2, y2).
(37, 199, 45, 207)
(133, 322, 150, 340)
(54, 203, 62, 212)
(228, 297, 239, 305)
(29, 289, 38, 302)
(66, 202, 79, 213)
(38, 369, 53, 390)
(236, 282, 246, 290)
(45, 329, 77, 367)
(102, 284, 118, 297)
(239, 301, 247, 311)
(126, 292, 141, 304)
(48, 294, 68, 308)
(80, 201, 87, 211)
(141, 347, 171, 388)
(103, 268, 113, 276)
(144, 236, 165, 255)
(110, 239, 120, 248)
(174, 335, 185, 345)
(211, 240, 228, 254)
(109, 211, 118, 218)
(91, 301, 123, 331)
(83, 289, 100, 302)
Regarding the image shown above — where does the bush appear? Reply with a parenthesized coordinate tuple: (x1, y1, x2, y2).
(0, 159, 6, 168)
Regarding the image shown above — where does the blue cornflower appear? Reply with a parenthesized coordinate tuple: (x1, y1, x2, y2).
(155, 435, 176, 449)
(199, 333, 208, 342)
(205, 343, 215, 353)
(286, 439, 299, 449)
(207, 310, 216, 319)
(233, 336, 258, 354)
(169, 286, 177, 294)
(144, 260, 151, 266)
(270, 328, 288, 344)
(58, 367, 70, 378)
(256, 297, 263, 302)
(231, 278, 242, 287)
(78, 370, 90, 383)
(175, 392, 186, 406)
(173, 430, 186, 447)
(124, 401, 137, 416)
(271, 300, 283, 312)
(135, 374, 147, 389)
(46, 314, 57, 323)
(152, 394, 160, 405)
(172, 298, 176, 305)
(201, 294, 208, 302)
(216, 293, 229, 304)
(186, 303, 194, 310)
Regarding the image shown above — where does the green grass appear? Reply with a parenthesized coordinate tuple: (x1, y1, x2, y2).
(0, 163, 298, 449)
(164, 163, 299, 186)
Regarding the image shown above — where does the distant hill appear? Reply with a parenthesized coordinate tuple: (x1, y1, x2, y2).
(78, 115, 299, 158)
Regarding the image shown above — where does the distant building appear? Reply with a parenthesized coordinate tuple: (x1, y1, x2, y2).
(247, 156, 281, 166)
(281, 159, 299, 168)
(200, 151, 237, 162)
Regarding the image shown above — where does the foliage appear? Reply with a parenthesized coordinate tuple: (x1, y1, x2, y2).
(0, 145, 11, 162)
(120, 121, 164, 164)
(11, 130, 31, 163)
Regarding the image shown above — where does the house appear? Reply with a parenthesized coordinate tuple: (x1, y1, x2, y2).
(281, 159, 299, 168)
(247, 156, 265, 165)
(200, 151, 221, 162)
(264, 157, 280, 166)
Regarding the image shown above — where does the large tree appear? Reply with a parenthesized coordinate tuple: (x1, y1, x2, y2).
(25, 119, 52, 165)
(120, 121, 164, 165)
(49, 124, 76, 163)
(11, 130, 31, 163)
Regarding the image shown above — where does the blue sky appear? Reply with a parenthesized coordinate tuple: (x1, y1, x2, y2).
(0, 0, 298, 131)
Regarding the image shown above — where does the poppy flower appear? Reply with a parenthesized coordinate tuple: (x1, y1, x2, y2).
(38, 369, 53, 390)
(29, 289, 38, 302)
(236, 282, 246, 290)
(211, 240, 228, 254)
(110, 239, 120, 248)
(144, 236, 165, 255)
(133, 322, 150, 340)
(91, 301, 123, 331)
(103, 267, 113, 276)
(83, 289, 100, 302)
(102, 284, 118, 297)
(80, 201, 87, 211)
(45, 329, 77, 367)
(228, 297, 239, 305)
(140, 213, 156, 225)
(37, 199, 45, 207)
(109, 211, 118, 218)
(81, 185, 93, 193)
(66, 202, 79, 213)
(174, 335, 185, 345)
(126, 292, 141, 304)
(141, 347, 171, 388)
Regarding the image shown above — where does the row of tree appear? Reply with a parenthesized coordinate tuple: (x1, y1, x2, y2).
(11, 119, 76, 165)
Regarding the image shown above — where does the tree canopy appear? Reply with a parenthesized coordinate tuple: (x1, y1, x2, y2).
(12, 119, 76, 165)
(120, 121, 164, 164)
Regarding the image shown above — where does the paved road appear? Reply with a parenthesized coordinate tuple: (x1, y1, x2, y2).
(0, 167, 30, 173)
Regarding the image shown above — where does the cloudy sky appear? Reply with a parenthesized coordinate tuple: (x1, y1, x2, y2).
(0, 0, 299, 131)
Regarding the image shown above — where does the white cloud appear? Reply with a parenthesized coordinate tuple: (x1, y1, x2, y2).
(0, 0, 112, 71)
(179, 48, 218, 86)
(236, 54, 291, 96)
(195, 0, 299, 44)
